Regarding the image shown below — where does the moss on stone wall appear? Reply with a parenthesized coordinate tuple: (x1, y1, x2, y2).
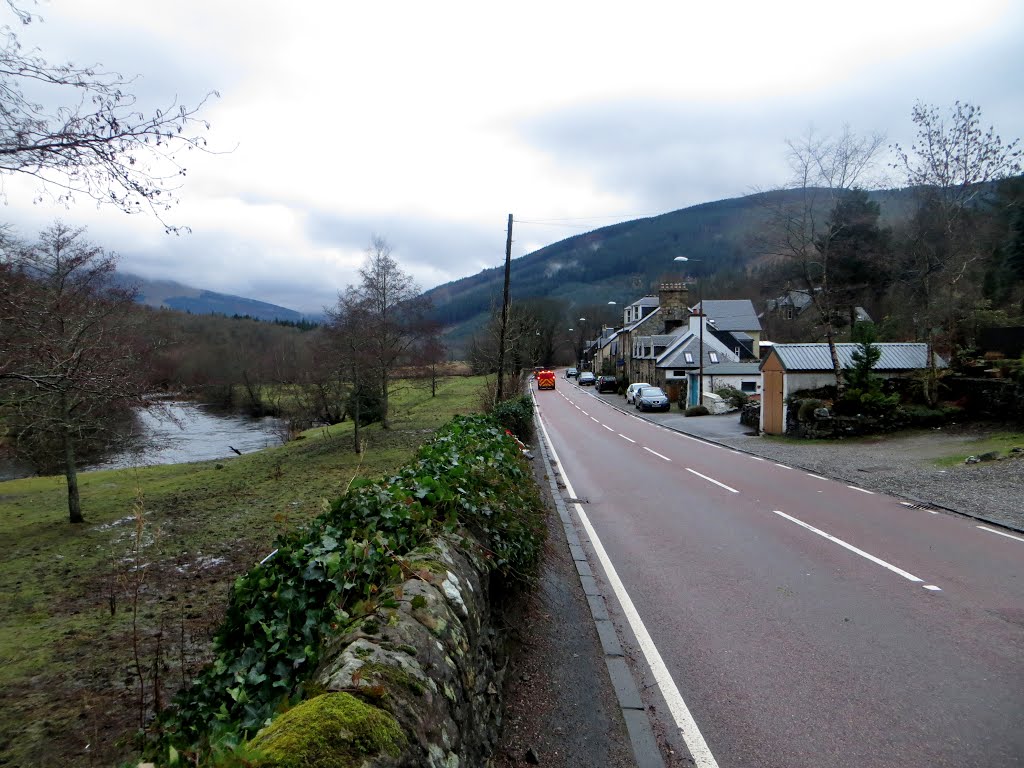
(249, 692, 404, 768)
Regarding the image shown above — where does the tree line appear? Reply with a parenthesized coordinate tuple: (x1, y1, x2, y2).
(0, 226, 443, 523)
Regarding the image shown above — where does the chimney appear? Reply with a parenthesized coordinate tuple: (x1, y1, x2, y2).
(658, 281, 690, 332)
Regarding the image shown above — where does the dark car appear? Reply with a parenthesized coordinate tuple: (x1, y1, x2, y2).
(578, 371, 596, 386)
(596, 375, 618, 393)
(565, 367, 579, 379)
(635, 386, 670, 412)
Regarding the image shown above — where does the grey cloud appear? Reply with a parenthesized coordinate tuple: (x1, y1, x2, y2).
(517, 19, 1024, 213)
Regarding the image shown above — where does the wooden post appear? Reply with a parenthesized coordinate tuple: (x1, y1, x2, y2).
(496, 214, 513, 404)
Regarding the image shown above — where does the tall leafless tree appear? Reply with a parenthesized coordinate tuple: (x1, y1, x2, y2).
(760, 125, 886, 394)
(0, 222, 151, 522)
(0, 2, 217, 231)
(891, 101, 1022, 402)
(340, 236, 435, 429)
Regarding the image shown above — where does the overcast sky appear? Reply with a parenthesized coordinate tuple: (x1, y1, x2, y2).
(4, 0, 1023, 313)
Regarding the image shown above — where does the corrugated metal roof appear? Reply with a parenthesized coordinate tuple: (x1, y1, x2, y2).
(696, 300, 761, 332)
(766, 343, 945, 371)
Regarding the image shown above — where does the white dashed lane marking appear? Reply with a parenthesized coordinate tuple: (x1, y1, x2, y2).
(773, 509, 940, 591)
(644, 447, 671, 462)
(685, 468, 739, 494)
(619, 434, 636, 443)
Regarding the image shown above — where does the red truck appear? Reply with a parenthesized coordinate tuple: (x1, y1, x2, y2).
(536, 369, 555, 390)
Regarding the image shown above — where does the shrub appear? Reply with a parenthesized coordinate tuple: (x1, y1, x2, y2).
(797, 399, 826, 422)
(156, 413, 545, 762)
(346, 384, 385, 426)
(491, 394, 534, 441)
(834, 388, 900, 418)
(901, 404, 964, 427)
(714, 386, 749, 409)
(685, 405, 709, 417)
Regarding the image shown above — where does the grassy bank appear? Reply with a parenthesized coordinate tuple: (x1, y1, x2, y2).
(0, 375, 487, 768)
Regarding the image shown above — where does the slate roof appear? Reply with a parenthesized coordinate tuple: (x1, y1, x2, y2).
(695, 300, 761, 332)
(764, 343, 945, 371)
(705, 362, 761, 376)
(630, 296, 660, 308)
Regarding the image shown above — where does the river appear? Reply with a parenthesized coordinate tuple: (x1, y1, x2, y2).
(0, 401, 284, 480)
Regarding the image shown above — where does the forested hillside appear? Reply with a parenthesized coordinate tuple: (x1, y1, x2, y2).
(425, 187, 921, 349)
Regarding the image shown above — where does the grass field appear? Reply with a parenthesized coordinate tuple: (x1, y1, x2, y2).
(0, 375, 488, 768)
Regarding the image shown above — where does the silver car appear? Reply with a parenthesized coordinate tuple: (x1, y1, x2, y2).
(625, 382, 650, 404)
(635, 386, 670, 412)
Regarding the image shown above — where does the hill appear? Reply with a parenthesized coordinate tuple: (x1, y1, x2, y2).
(424, 187, 920, 352)
(118, 273, 311, 323)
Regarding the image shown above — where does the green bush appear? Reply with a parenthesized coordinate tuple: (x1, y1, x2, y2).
(834, 388, 900, 418)
(714, 386, 749, 409)
(900, 404, 964, 427)
(491, 394, 534, 441)
(346, 384, 385, 426)
(797, 398, 826, 422)
(155, 414, 545, 762)
(685, 405, 709, 417)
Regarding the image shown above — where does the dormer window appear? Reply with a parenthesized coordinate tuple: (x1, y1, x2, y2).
(684, 352, 694, 364)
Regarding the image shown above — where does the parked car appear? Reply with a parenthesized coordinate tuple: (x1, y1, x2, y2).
(625, 382, 650, 404)
(578, 371, 596, 386)
(636, 386, 670, 412)
(565, 367, 579, 379)
(596, 375, 618, 393)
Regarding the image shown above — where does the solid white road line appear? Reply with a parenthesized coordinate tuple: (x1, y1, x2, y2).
(750, 456, 765, 461)
(619, 434, 636, 443)
(644, 447, 671, 462)
(773, 510, 939, 590)
(536, 414, 721, 768)
(774, 463, 791, 469)
(807, 474, 827, 480)
(685, 468, 739, 494)
(977, 525, 1024, 544)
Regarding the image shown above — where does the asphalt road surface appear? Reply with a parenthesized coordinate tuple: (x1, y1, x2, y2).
(535, 380, 1023, 768)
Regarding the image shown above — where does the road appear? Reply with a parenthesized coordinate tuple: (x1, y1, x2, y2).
(534, 379, 1024, 768)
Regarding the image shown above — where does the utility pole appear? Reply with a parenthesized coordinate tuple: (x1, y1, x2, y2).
(495, 213, 513, 403)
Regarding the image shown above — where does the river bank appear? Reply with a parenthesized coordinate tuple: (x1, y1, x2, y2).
(0, 375, 484, 768)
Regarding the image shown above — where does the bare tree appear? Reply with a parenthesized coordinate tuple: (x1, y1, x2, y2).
(325, 289, 374, 452)
(0, 3, 217, 231)
(891, 101, 1022, 402)
(760, 125, 886, 394)
(343, 236, 435, 429)
(0, 222, 151, 522)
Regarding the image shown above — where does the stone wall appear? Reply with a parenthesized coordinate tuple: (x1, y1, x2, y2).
(945, 376, 1024, 423)
(249, 532, 505, 768)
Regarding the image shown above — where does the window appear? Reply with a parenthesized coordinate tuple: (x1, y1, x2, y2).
(684, 352, 694, 363)
(709, 352, 719, 363)
(741, 381, 757, 393)
(673, 370, 686, 376)
(784, 308, 794, 320)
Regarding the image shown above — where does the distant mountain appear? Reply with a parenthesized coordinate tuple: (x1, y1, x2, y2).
(119, 273, 312, 323)
(424, 187, 920, 352)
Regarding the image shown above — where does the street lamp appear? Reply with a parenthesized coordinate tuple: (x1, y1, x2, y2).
(578, 317, 587, 370)
(674, 256, 704, 407)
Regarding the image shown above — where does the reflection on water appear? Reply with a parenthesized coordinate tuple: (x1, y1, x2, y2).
(85, 401, 284, 471)
(0, 402, 284, 480)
